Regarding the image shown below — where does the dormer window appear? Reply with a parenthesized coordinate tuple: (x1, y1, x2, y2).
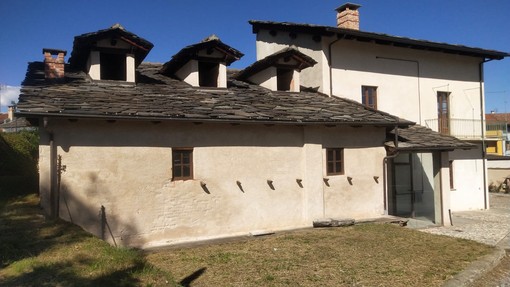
(100, 52, 126, 81)
(68, 24, 154, 83)
(199, 61, 220, 87)
(235, 47, 316, 93)
(86, 50, 136, 82)
(277, 68, 294, 91)
(160, 35, 243, 88)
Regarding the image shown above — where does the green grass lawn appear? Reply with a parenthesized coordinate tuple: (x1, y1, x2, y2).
(0, 193, 494, 287)
(0, 194, 176, 286)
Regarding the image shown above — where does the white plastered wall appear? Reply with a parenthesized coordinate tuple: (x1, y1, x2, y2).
(327, 41, 486, 212)
(175, 60, 199, 86)
(449, 145, 487, 210)
(248, 67, 277, 90)
(328, 40, 482, 126)
(255, 30, 329, 93)
(256, 32, 487, 212)
(126, 54, 135, 82)
(218, 63, 227, 88)
(87, 51, 100, 80)
(38, 119, 388, 248)
(321, 127, 387, 219)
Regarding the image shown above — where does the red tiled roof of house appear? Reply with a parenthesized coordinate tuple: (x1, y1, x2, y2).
(486, 113, 510, 123)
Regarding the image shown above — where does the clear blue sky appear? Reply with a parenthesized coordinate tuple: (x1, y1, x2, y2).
(1, 0, 509, 113)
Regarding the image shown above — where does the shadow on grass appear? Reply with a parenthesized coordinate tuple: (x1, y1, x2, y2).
(0, 194, 175, 286)
(0, 194, 83, 269)
(0, 256, 151, 287)
(180, 267, 207, 287)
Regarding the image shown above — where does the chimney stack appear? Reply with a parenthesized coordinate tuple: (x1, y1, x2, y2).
(336, 3, 361, 30)
(43, 48, 67, 79)
(7, 106, 14, 121)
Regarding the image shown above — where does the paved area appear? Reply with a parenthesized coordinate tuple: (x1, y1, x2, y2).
(418, 193, 510, 286)
(421, 193, 510, 247)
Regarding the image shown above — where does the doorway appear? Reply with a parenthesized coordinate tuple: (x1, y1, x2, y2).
(389, 153, 436, 222)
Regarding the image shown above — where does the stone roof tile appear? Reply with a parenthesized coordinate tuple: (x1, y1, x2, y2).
(385, 125, 475, 151)
(17, 62, 412, 127)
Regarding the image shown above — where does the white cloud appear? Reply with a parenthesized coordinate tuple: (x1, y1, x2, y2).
(0, 85, 21, 109)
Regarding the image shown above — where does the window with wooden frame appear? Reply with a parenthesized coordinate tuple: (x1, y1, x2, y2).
(362, 86, 377, 109)
(326, 148, 344, 175)
(437, 91, 450, 135)
(172, 148, 193, 180)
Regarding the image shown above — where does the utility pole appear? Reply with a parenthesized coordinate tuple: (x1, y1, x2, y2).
(0, 84, 3, 113)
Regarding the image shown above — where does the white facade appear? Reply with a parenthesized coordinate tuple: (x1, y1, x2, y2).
(25, 15, 508, 248)
(254, 25, 489, 213)
(38, 119, 390, 247)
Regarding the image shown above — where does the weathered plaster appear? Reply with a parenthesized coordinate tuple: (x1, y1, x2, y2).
(39, 119, 389, 247)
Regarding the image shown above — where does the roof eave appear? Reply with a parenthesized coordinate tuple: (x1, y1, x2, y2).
(249, 20, 510, 60)
(16, 111, 408, 127)
(386, 145, 475, 152)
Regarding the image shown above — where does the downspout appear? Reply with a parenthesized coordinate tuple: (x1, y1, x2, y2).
(328, 36, 342, 96)
(382, 125, 400, 214)
(324, 36, 341, 217)
(44, 118, 54, 210)
(44, 117, 58, 218)
(480, 59, 493, 210)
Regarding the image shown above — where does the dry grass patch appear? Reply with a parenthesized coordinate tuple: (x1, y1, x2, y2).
(147, 225, 493, 287)
(0, 194, 176, 287)
(0, 193, 494, 286)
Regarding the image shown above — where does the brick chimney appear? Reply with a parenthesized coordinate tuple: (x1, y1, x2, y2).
(336, 3, 361, 30)
(43, 48, 67, 79)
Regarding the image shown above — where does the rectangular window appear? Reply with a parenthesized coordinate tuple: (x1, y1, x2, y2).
(486, 141, 498, 154)
(199, 62, 219, 87)
(277, 68, 293, 91)
(100, 52, 126, 81)
(449, 160, 454, 189)
(326, 148, 344, 175)
(172, 148, 193, 180)
(437, 91, 450, 135)
(362, 86, 377, 109)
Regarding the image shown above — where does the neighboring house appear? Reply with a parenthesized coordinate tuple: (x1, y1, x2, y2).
(486, 154, 510, 193)
(483, 113, 510, 190)
(0, 106, 35, 133)
(0, 113, 8, 123)
(16, 4, 508, 247)
(485, 112, 510, 156)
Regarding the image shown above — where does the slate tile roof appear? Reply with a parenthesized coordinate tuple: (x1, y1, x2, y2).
(160, 35, 244, 76)
(386, 125, 476, 151)
(0, 117, 33, 132)
(69, 24, 154, 70)
(234, 47, 317, 81)
(249, 20, 510, 60)
(17, 62, 412, 127)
